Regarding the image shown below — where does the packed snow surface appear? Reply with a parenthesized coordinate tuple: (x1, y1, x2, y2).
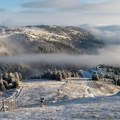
(0, 78, 120, 120)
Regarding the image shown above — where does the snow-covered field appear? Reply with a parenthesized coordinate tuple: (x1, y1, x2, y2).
(0, 79, 120, 120)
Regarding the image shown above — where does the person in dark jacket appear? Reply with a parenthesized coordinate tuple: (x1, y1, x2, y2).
(40, 98, 44, 107)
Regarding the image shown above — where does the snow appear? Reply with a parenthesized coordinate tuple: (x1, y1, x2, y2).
(0, 94, 120, 120)
(0, 79, 120, 119)
(22, 28, 70, 42)
(79, 67, 106, 78)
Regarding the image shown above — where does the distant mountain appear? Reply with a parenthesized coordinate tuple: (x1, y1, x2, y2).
(80, 24, 120, 31)
(80, 24, 120, 45)
(95, 25, 120, 31)
(0, 25, 104, 56)
(0, 25, 106, 78)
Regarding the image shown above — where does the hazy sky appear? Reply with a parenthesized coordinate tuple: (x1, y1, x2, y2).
(0, 0, 119, 26)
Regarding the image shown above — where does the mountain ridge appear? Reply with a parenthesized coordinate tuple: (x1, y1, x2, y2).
(0, 25, 104, 55)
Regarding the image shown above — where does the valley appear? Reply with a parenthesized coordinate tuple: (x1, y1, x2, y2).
(0, 25, 120, 120)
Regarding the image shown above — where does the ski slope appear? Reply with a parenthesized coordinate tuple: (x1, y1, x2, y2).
(0, 78, 120, 120)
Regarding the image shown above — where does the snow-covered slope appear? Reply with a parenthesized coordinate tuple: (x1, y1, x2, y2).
(79, 66, 106, 78)
(0, 79, 120, 120)
(0, 25, 105, 78)
(0, 25, 104, 55)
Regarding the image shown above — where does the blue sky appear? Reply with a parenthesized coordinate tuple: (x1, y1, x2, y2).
(0, 0, 110, 11)
(0, 0, 119, 26)
(0, 0, 31, 11)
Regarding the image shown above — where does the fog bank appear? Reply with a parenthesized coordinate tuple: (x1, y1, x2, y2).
(0, 45, 120, 67)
